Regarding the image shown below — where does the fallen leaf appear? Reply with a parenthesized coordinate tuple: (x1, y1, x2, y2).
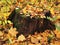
(18, 34, 26, 41)
(8, 27, 18, 37)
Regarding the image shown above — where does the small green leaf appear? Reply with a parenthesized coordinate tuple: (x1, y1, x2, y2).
(15, 7, 21, 13)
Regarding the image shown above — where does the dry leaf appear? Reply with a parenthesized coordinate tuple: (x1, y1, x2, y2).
(0, 31, 3, 36)
(54, 30, 60, 38)
(50, 7, 54, 15)
(28, 43, 35, 45)
(18, 34, 26, 41)
(31, 36, 38, 44)
(8, 27, 18, 37)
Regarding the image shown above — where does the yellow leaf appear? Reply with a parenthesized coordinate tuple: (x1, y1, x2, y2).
(50, 7, 54, 15)
(8, 27, 18, 37)
(31, 36, 38, 43)
(7, 20, 12, 24)
(0, 21, 2, 25)
(18, 34, 26, 41)
(57, 4, 60, 7)
(3, 22, 5, 25)
(57, 15, 60, 19)
(23, 7, 27, 14)
(4, 20, 8, 24)
(30, 0, 36, 4)
(28, 43, 35, 45)
(0, 31, 3, 36)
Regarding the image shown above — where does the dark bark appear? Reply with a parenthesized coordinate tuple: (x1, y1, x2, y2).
(8, 9, 56, 37)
